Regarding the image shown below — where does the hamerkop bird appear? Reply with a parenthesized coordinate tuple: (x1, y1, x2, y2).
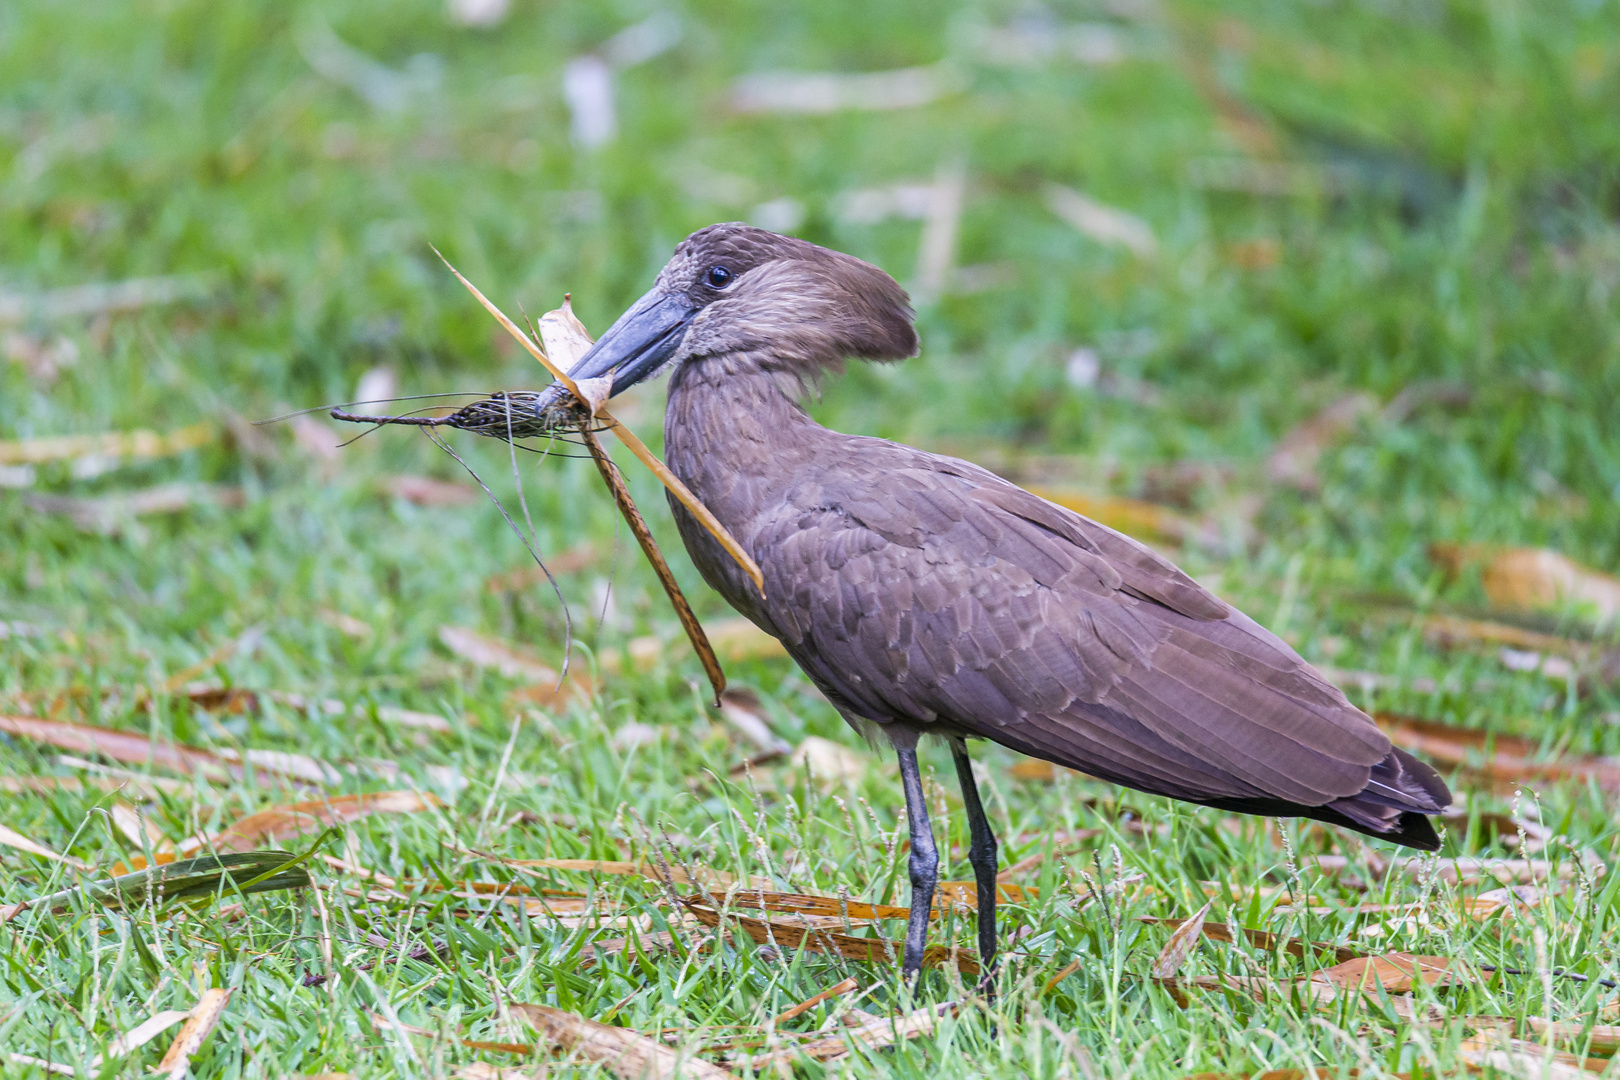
(539, 223, 1451, 980)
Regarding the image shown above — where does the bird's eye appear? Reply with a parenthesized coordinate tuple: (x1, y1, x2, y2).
(704, 265, 733, 289)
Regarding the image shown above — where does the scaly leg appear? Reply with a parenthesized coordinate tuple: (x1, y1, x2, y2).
(896, 745, 938, 980)
(951, 738, 999, 986)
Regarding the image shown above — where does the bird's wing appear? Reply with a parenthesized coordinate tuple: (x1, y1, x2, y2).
(752, 442, 1389, 808)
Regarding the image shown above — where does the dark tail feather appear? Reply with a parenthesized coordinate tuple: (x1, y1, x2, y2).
(1205, 747, 1451, 852)
(1320, 747, 1450, 851)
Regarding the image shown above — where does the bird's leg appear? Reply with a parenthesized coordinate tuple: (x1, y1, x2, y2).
(950, 738, 999, 988)
(895, 745, 938, 982)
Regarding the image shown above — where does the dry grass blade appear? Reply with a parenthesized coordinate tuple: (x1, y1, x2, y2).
(513, 1002, 741, 1080)
(768, 976, 859, 1026)
(1150, 901, 1211, 979)
(0, 822, 92, 871)
(0, 421, 215, 466)
(683, 899, 979, 976)
(156, 988, 232, 1079)
(427, 251, 764, 594)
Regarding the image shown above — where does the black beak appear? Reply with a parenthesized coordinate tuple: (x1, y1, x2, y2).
(546, 289, 696, 406)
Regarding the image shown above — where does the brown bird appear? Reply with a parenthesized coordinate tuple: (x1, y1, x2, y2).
(537, 223, 1451, 981)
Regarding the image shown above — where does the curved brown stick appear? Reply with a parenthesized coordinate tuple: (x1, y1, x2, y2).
(578, 423, 726, 707)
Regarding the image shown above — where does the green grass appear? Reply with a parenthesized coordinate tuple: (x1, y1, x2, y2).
(4, 0, 1620, 1075)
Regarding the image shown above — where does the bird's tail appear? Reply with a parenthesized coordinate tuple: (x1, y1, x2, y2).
(1318, 747, 1451, 851)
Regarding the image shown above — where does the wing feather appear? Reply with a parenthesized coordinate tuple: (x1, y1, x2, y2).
(750, 446, 1392, 810)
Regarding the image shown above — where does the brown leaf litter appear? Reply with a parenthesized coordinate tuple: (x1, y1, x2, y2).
(681, 897, 980, 976)
(1431, 542, 1620, 627)
(514, 1002, 740, 1080)
(1376, 711, 1620, 792)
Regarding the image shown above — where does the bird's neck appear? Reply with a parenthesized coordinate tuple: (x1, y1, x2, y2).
(663, 351, 825, 516)
(661, 351, 829, 618)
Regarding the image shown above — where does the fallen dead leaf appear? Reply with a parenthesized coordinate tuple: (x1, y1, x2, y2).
(24, 483, 243, 533)
(1525, 1017, 1620, 1055)
(1456, 1031, 1606, 1078)
(1309, 952, 1462, 992)
(1025, 487, 1203, 548)
(0, 822, 92, 871)
(182, 684, 451, 733)
(0, 714, 237, 782)
(1377, 712, 1620, 792)
(1417, 612, 1595, 661)
(469, 854, 771, 892)
(682, 900, 978, 976)
(0, 273, 211, 327)
(730, 64, 960, 115)
(439, 626, 561, 682)
(748, 1001, 957, 1067)
(94, 1009, 193, 1065)
(1141, 917, 1362, 966)
(0, 773, 182, 797)
(110, 799, 164, 849)
(513, 1002, 739, 1079)
(1265, 393, 1379, 492)
(717, 688, 793, 757)
(365, 1011, 534, 1057)
(704, 617, 790, 663)
(486, 544, 599, 593)
(157, 987, 232, 1079)
(1224, 237, 1281, 270)
(706, 889, 912, 922)
(1150, 901, 1211, 979)
(381, 474, 479, 507)
(317, 609, 373, 640)
(1431, 543, 1620, 627)
(789, 736, 865, 784)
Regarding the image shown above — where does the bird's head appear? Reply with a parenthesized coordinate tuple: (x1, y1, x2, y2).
(549, 223, 917, 402)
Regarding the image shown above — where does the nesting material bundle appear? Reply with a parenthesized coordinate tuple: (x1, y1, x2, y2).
(330, 253, 762, 704)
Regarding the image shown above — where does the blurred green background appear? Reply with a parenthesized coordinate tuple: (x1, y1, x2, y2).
(4, 1, 1620, 1075)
